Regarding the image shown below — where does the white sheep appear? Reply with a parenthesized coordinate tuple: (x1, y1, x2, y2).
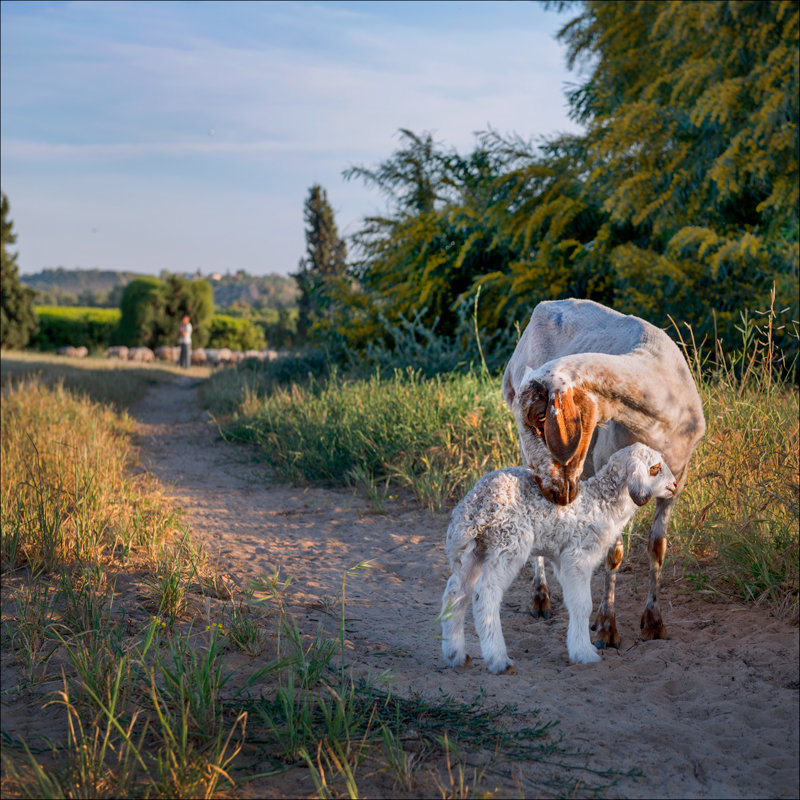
(440, 443, 677, 673)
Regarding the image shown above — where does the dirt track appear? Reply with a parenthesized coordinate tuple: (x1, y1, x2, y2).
(132, 373, 800, 798)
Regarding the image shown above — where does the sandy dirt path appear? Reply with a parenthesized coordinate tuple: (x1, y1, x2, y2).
(132, 374, 799, 799)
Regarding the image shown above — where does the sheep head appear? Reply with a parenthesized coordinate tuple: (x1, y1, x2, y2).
(513, 369, 598, 506)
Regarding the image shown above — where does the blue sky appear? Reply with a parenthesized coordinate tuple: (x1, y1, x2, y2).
(1, 0, 583, 276)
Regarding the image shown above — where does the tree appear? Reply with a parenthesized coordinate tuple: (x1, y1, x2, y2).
(117, 277, 165, 347)
(293, 185, 348, 341)
(0, 192, 37, 349)
(117, 275, 213, 348)
(344, 130, 523, 338)
(552, 0, 798, 347)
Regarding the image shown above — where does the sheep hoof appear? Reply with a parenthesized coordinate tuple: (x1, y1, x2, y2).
(592, 613, 621, 649)
(530, 591, 553, 620)
(640, 607, 668, 640)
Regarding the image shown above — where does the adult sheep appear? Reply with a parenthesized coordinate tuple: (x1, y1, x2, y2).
(502, 298, 706, 645)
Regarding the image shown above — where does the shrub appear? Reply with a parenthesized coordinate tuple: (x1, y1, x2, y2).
(31, 306, 121, 352)
(207, 314, 266, 350)
(117, 275, 213, 348)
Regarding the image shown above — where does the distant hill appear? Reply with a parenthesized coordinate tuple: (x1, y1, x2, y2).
(21, 268, 299, 311)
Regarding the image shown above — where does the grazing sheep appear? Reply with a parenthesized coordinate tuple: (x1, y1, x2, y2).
(105, 346, 129, 360)
(440, 443, 677, 673)
(127, 346, 155, 363)
(154, 345, 180, 362)
(502, 298, 706, 644)
(190, 348, 207, 365)
(57, 346, 87, 358)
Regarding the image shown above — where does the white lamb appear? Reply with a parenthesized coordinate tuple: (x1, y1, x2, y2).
(440, 443, 677, 673)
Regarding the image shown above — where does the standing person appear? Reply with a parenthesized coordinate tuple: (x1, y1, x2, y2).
(178, 313, 192, 369)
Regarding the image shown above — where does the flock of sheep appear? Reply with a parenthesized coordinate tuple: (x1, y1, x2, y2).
(55, 344, 284, 365)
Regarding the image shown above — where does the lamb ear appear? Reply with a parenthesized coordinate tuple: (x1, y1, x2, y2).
(627, 460, 653, 507)
(543, 386, 583, 465)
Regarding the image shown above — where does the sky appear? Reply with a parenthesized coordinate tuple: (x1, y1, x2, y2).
(1, 0, 584, 277)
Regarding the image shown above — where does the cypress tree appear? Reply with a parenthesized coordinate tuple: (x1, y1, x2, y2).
(0, 193, 37, 349)
(293, 185, 347, 341)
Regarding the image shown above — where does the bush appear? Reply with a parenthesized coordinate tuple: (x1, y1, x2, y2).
(31, 306, 121, 352)
(207, 314, 266, 350)
(117, 275, 213, 348)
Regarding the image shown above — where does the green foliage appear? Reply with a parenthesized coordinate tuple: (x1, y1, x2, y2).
(335, 3, 797, 365)
(207, 314, 267, 351)
(117, 275, 213, 348)
(117, 276, 164, 347)
(344, 130, 523, 341)
(1, 192, 37, 349)
(293, 185, 348, 342)
(551, 0, 799, 354)
(208, 367, 520, 510)
(31, 306, 121, 351)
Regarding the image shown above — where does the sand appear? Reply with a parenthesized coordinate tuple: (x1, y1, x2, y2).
(128, 373, 799, 798)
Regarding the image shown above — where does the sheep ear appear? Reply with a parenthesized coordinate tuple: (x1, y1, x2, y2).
(517, 378, 549, 432)
(627, 461, 653, 507)
(544, 386, 584, 465)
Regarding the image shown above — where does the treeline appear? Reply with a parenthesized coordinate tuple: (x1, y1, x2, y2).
(303, 1, 798, 369)
(21, 268, 299, 312)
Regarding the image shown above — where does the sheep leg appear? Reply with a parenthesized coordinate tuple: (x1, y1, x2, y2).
(559, 561, 602, 664)
(529, 555, 553, 619)
(640, 495, 674, 640)
(441, 552, 482, 667)
(592, 536, 623, 650)
(473, 555, 523, 675)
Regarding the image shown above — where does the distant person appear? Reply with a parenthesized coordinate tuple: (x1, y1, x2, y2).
(179, 313, 192, 368)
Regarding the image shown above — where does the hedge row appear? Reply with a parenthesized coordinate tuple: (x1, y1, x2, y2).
(31, 307, 268, 352)
(32, 306, 121, 351)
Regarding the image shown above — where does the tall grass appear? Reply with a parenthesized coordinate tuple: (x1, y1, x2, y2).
(207, 367, 519, 511)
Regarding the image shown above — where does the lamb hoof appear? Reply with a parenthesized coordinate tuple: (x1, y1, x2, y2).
(571, 648, 602, 665)
(640, 608, 668, 640)
(530, 591, 553, 620)
(445, 652, 471, 668)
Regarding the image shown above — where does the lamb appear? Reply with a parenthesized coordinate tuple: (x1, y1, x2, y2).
(440, 443, 677, 673)
(502, 298, 706, 644)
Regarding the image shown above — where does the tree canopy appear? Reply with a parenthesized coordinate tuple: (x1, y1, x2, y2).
(335, 1, 797, 363)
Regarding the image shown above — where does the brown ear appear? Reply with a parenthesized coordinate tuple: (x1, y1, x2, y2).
(517, 380, 548, 433)
(544, 386, 584, 465)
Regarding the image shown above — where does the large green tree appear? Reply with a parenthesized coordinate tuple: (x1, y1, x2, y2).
(117, 275, 213, 348)
(0, 192, 37, 349)
(293, 185, 348, 341)
(344, 130, 521, 336)
(551, 0, 799, 346)
(341, 2, 798, 361)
